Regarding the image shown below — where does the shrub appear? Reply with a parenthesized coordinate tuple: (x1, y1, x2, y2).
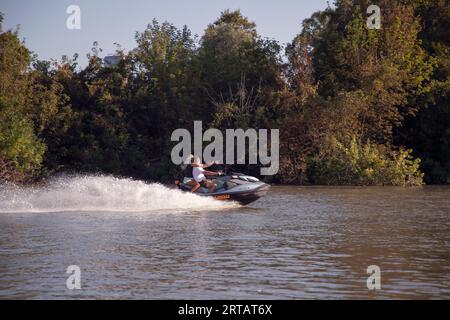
(307, 136, 423, 186)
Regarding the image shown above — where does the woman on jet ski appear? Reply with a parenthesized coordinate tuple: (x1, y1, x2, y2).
(182, 155, 219, 193)
(191, 156, 219, 193)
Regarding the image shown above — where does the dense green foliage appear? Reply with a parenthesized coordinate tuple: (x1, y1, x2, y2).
(0, 1, 448, 185)
(395, 0, 450, 184)
(308, 136, 423, 185)
(0, 14, 45, 181)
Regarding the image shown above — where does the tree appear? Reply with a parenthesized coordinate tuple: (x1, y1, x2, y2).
(0, 16, 45, 182)
(124, 20, 199, 179)
(396, 0, 450, 183)
(198, 10, 283, 114)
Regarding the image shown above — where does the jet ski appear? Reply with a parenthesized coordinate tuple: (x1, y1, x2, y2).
(175, 173, 270, 205)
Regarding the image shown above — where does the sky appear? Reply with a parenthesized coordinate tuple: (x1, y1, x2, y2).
(0, 0, 330, 67)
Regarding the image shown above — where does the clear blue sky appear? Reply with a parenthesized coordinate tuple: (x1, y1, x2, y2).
(1, 0, 329, 67)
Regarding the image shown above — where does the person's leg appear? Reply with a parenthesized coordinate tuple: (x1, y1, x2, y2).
(186, 179, 200, 193)
(191, 181, 200, 193)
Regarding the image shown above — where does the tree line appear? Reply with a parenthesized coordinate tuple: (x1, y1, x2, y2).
(0, 0, 448, 185)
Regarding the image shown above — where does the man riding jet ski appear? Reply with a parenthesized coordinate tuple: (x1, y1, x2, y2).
(175, 156, 270, 205)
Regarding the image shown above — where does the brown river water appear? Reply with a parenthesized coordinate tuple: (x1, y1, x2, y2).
(0, 176, 449, 299)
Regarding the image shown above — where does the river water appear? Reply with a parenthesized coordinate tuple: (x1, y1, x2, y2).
(0, 176, 449, 299)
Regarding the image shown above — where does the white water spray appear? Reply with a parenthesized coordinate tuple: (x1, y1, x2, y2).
(0, 175, 236, 213)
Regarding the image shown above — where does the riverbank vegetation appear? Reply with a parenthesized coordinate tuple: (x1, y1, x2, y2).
(0, 0, 449, 185)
